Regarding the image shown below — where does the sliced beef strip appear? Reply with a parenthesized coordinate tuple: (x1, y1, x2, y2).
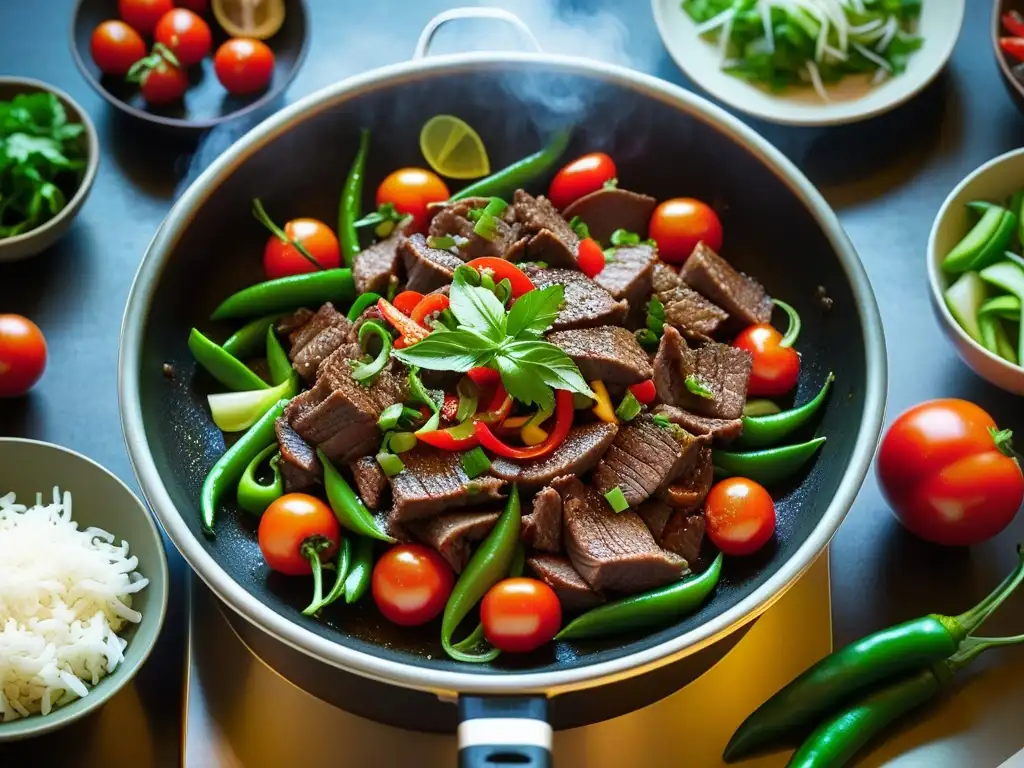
(653, 326, 752, 420)
(521, 265, 628, 331)
(400, 233, 464, 293)
(506, 229, 579, 270)
(651, 262, 729, 342)
(522, 486, 562, 553)
(488, 422, 619, 489)
(656, 445, 714, 511)
(592, 414, 704, 507)
(559, 476, 686, 592)
(547, 326, 652, 387)
(596, 244, 658, 328)
(653, 404, 744, 443)
(276, 308, 315, 336)
(637, 499, 705, 567)
(679, 242, 772, 327)
(387, 445, 504, 523)
(406, 508, 501, 573)
(561, 187, 657, 245)
(528, 555, 605, 613)
(275, 417, 322, 492)
(353, 224, 409, 295)
(350, 455, 388, 510)
(428, 197, 520, 262)
(287, 303, 355, 382)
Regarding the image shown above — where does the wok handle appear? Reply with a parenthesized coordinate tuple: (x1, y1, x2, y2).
(413, 8, 543, 59)
(457, 695, 553, 768)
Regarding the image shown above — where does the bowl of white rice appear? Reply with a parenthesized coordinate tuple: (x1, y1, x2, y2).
(0, 438, 168, 741)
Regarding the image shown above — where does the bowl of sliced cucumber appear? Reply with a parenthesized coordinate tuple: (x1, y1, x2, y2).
(929, 148, 1024, 395)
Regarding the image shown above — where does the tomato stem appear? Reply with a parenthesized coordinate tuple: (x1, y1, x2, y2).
(300, 535, 334, 615)
(952, 544, 1024, 637)
(774, 299, 802, 349)
(989, 427, 1024, 463)
(252, 198, 326, 271)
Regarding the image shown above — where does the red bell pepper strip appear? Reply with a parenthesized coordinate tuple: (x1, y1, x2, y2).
(1000, 37, 1024, 61)
(441, 392, 459, 423)
(467, 367, 501, 387)
(377, 298, 429, 344)
(465, 257, 536, 297)
(392, 290, 425, 316)
(477, 382, 513, 425)
(576, 238, 606, 279)
(629, 379, 657, 406)
(410, 293, 450, 328)
(1004, 11, 1024, 37)
(474, 390, 573, 460)
(417, 423, 479, 451)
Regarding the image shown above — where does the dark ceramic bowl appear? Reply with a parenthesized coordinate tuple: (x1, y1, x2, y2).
(70, 0, 308, 130)
(993, 0, 1024, 110)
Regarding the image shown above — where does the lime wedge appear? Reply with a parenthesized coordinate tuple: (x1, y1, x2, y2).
(212, 0, 285, 40)
(419, 115, 491, 180)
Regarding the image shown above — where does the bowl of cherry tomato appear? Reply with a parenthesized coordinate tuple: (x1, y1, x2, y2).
(70, 0, 309, 129)
(993, 2, 1024, 113)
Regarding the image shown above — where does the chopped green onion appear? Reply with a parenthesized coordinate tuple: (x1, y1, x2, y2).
(456, 377, 479, 422)
(652, 413, 674, 430)
(569, 215, 590, 240)
(604, 486, 629, 513)
(428, 235, 458, 250)
(480, 272, 496, 292)
(610, 229, 641, 247)
(646, 296, 666, 336)
(743, 399, 782, 417)
(376, 452, 405, 477)
(685, 375, 715, 400)
(454, 264, 482, 287)
(635, 328, 660, 351)
(397, 405, 424, 429)
(378, 402, 405, 431)
(614, 391, 643, 422)
(460, 446, 492, 479)
(438, 308, 459, 330)
(473, 213, 501, 241)
(483, 197, 508, 216)
(493, 277, 513, 305)
(352, 320, 392, 384)
(389, 431, 418, 454)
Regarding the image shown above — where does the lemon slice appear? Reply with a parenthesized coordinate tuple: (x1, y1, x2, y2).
(212, 0, 285, 40)
(419, 115, 491, 180)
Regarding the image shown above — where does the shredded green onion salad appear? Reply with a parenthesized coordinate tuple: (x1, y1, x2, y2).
(682, 0, 923, 100)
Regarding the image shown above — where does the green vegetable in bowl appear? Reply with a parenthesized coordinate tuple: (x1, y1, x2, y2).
(980, 259, 1024, 365)
(943, 271, 987, 345)
(0, 92, 87, 239)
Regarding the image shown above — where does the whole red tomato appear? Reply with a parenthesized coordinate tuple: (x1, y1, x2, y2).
(257, 494, 340, 576)
(372, 544, 454, 626)
(376, 168, 450, 232)
(213, 38, 275, 95)
(154, 8, 212, 67)
(481, 578, 562, 653)
(877, 399, 1023, 546)
(649, 198, 723, 264)
(263, 218, 341, 279)
(733, 324, 800, 397)
(548, 152, 617, 210)
(0, 315, 47, 398)
(704, 477, 776, 556)
(90, 20, 147, 76)
(119, 0, 174, 35)
(138, 56, 188, 104)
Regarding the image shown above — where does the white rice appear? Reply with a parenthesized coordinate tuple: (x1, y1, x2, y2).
(0, 488, 148, 721)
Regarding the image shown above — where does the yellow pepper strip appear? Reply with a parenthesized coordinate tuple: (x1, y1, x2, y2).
(502, 414, 532, 430)
(521, 424, 549, 446)
(590, 380, 618, 424)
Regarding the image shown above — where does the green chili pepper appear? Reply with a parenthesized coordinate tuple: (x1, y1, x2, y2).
(351, 320, 392, 384)
(222, 314, 283, 359)
(188, 328, 269, 392)
(450, 545, 526, 658)
(450, 130, 571, 201)
(303, 536, 352, 616)
(236, 443, 283, 515)
(556, 553, 722, 641)
(318, 449, 394, 542)
(725, 547, 1024, 761)
(346, 291, 382, 322)
(942, 205, 1016, 273)
(739, 373, 834, 449)
(442, 485, 522, 662)
(265, 325, 293, 385)
(339, 129, 370, 267)
(714, 436, 826, 487)
(210, 269, 355, 321)
(201, 399, 290, 535)
(743, 399, 782, 417)
(343, 536, 375, 604)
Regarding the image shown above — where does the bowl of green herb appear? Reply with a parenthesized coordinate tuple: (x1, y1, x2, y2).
(0, 78, 99, 262)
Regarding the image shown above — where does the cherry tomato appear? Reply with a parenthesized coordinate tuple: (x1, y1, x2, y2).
(118, 0, 174, 35)
(628, 379, 656, 406)
(576, 237, 606, 278)
(704, 477, 776, 556)
(733, 324, 800, 397)
(391, 290, 425, 317)
(154, 8, 211, 67)
(372, 544, 454, 626)
(138, 56, 188, 104)
(376, 168, 450, 233)
(480, 578, 562, 653)
(90, 21, 147, 76)
(1000, 37, 1024, 61)
(0, 315, 47, 398)
(649, 198, 723, 265)
(877, 399, 1024, 546)
(257, 494, 340, 576)
(176, 0, 208, 12)
(263, 218, 341, 279)
(410, 293, 450, 328)
(213, 38, 275, 95)
(548, 152, 617, 210)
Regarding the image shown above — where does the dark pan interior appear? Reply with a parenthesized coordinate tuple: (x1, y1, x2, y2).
(137, 64, 868, 675)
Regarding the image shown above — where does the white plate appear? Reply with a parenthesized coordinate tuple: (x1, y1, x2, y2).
(651, 0, 965, 126)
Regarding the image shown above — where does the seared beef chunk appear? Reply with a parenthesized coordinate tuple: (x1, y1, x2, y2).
(489, 422, 619, 488)
(352, 225, 408, 295)
(287, 346, 406, 465)
(407, 509, 500, 573)
(637, 499, 705, 567)
(350, 455, 388, 510)
(651, 263, 728, 342)
(521, 265, 628, 331)
(513, 190, 579, 247)
(528, 555, 604, 613)
(428, 198, 520, 262)
(400, 233, 464, 293)
(653, 326, 752, 420)
(547, 326, 652, 387)
(595, 244, 658, 327)
(275, 417, 322, 492)
(387, 445, 504, 523)
(522, 486, 562, 553)
(288, 303, 355, 382)
(507, 229, 579, 270)
(561, 188, 657, 245)
(657, 445, 713, 511)
(559, 476, 685, 592)
(276, 308, 315, 336)
(679, 242, 772, 327)
(654, 404, 744, 443)
(592, 415, 704, 507)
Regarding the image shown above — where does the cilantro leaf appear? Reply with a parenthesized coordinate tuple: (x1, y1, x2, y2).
(392, 328, 496, 372)
(499, 341, 595, 400)
(505, 284, 564, 339)
(449, 269, 507, 342)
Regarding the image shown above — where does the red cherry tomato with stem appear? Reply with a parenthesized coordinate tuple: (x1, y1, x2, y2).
(372, 544, 454, 627)
(138, 57, 188, 104)
(257, 494, 340, 576)
(90, 21, 147, 76)
(548, 152, 617, 210)
(0, 315, 47, 398)
(877, 399, 1024, 546)
(154, 8, 211, 67)
(576, 237, 606, 279)
(118, 0, 174, 35)
(214, 38, 275, 95)
(649, 198, 723, 264)
(704, 477, 776, 556)
(733, 299, 801, 397)
(376, 168, 450, 233)
(262, 218, 341, 279)
(481, 578, 562, 653)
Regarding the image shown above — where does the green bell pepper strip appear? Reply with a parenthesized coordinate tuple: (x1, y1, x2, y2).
(351, 320, 392, 384)
(343, 536, 375, 604)
(236, 443, 283, 515)
(739, 373, 834, 449)
(714, 436, 826, 487)
(265, 325, 293, 385)
(201, 399, 290, 535)
(943, 206, 1016, 273)
(339, 129, 370, 267)
(450, 545, 526, 659)
(450, 130, 571, 201)
(188, 328, 269, 392)
(346, 291, 382, 322)
(980, 259, 1024, 363)
(318, 449, 395, 542)
(725, 547, 1024, 761)
(556, 553, 723, 641)
(441, 485, 522, 663)
(222, 314, 283, 359)
(302, 536, 352, 616)
(210, 269, 355, 321)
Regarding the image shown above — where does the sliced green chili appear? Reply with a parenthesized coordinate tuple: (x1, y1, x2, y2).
(265, 325, 292, 385)
(743, 399, 782, 417)
(343, 536, 375, 604)
(773, 299, 801, 348)
(604, 486, 629, 513)
(714, 436, 827, 487)
(303, 537, 352, 616)
(377, 403, 405, 431)
(389, 431, 418, 454)
(211, 269, 355, 321)
(222, 314, 283, 359)
(739, 373, 834, 449)
(979, 294, 1021, 320)
(460, 446, 491, 479)
(684, 374, 714, 400)
(943, 206, 1017, 273)
(450, 130, 571, 201)
(236, 443, 283, 515)
(614, 391, 642, 422)
(347, 291, 382, 322)
(188, 328, 269, 392)
(376, 452, 404, 477)
(351, 320, 392, 384)
(339, 128, 370, 267)
(318, 449, 394, 542)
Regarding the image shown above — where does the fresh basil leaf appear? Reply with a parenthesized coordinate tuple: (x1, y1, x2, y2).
(501, 341, 595, 399)
(495, 354, 555, 413)
(685, 374, 714, 400)
(505, 284, 564, 339)
(392, 328, 496, 372)
(568, 215, 590, 240)
(449, 270, 507, 341)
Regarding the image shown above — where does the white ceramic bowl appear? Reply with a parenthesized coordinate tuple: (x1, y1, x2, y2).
(651, 0, 965, 126)
(928, 148, 1024, 395)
